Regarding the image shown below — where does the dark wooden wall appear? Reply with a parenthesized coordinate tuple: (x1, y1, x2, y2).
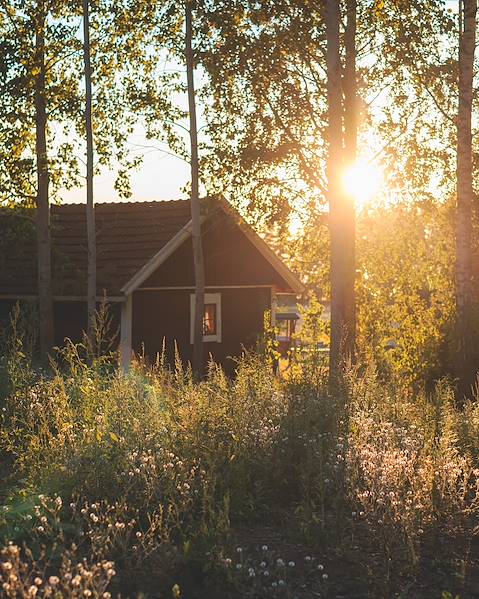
(142, 212, 287, 289)
(132, 287, 271, 374)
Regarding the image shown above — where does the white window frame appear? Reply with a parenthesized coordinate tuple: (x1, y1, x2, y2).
(190, 292, 222, 343)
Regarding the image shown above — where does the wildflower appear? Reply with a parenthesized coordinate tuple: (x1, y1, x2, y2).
(34, 578, 43, 586)
(37, 526, 44, 533)
(288, 561, 295, 567)
(278, 579, 286, 586)
(271, 582, 278, 588)
(276, 558, 285, 567)
(236, 564, 242, 570)
(248, 567, 255, 577)
(27, 585, 38, 597)
(1, 562, 12, 571)
(72, 575, 81, 587)
(225, 558, 232, 565)
(48, 576, 59, 586)
(55, 497, 62, 508)
(83, 591, 92, 597)
(317, 564, 324, 571)
(261, 544, 268, 551)
(136, 531, 142, 538)
(236, 547, 242, 553)
(260, 561, 266, 568)
(305, 556, 312, 562)
(322, 573, 328, 580)
(90, 514, 99, 523)
(264, 570, 270, 577)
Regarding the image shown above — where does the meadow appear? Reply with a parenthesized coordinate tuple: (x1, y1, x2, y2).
(1, 318, 479, 599)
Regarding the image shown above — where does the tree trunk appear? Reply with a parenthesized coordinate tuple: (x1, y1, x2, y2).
(326, 0, 347, 389)
(185, 0, 205, 378)
(83, 0, 96, 347)
(456, 0, 477, 400)
(343, 0, 357, 364)
(34, 0, 54, 361)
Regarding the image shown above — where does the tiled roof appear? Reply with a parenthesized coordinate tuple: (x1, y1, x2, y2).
(0, 200, 193, 297)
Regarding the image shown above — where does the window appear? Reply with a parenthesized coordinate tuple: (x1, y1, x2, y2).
(203, 303, 217, 336)
(190, 293, 222, 343)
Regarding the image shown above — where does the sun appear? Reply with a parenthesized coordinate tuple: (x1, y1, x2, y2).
(342, 160, 383, 210)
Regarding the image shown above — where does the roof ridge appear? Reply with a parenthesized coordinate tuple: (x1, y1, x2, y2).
(53, 198, 191, 208)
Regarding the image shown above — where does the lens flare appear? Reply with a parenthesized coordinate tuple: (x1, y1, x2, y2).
(342, 160, 383, 209)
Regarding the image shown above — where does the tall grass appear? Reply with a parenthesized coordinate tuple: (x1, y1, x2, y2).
(1, 325, 478, 597)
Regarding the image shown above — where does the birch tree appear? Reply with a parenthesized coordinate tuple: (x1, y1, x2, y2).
(456, 0, 477, 399)
(325, 0, 350, 387)
(327, 0, 358, 386)
(83, 0, 96, 345)
(185, 0, 205, 377)
(33, 0, 54, 359)
(343, 0, 357, 362)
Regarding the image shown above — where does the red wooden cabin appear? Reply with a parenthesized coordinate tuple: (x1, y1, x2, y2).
(0, 198, 303, 373)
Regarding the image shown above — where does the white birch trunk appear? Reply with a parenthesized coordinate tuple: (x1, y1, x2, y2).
(185, 0, 205, 377)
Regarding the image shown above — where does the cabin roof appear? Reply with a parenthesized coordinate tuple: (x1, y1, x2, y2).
(0, 198, 304, 298)
(1, 200, 192, 297)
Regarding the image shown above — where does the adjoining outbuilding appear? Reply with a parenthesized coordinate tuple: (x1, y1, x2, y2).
(0, 197, 303, 373)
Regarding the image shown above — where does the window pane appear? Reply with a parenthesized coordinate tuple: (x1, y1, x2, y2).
(203, 303, 217, 335)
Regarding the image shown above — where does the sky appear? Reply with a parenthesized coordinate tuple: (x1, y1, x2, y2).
(62, 125, 191, 204)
